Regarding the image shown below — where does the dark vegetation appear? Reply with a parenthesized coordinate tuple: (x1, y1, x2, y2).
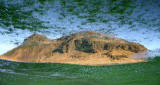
(0, 56, 160, 85)
(75, 38, 95, 53)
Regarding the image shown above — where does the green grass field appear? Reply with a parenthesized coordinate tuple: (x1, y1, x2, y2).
(0, 57, 160, 85)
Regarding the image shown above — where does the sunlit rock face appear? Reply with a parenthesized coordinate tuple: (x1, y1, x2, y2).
(23, 34, 51, 45)
(0, 31, 147, 65)
(53, 31, 147, 53)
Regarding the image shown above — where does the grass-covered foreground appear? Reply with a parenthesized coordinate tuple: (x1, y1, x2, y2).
(0, 57, 160, 85)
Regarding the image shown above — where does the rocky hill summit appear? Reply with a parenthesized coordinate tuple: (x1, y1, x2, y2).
(0, 31, 147, 65)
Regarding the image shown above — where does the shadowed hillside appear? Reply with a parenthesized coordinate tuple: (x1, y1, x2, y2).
(0, 31, 147, 65)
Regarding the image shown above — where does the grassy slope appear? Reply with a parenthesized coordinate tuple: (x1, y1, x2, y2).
(0, 57, 160, 85)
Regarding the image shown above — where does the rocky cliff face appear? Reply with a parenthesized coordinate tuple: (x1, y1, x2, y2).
(52, 31, 146, 54)
(0, 31, 147, 65)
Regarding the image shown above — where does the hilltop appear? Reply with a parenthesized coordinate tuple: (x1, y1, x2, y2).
(0, 31, 147, 65)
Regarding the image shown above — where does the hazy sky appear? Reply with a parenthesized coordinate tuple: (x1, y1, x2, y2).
(0, 0, 160, 55)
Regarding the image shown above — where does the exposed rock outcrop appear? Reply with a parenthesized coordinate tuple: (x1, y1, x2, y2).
(0, 31, 147, 65)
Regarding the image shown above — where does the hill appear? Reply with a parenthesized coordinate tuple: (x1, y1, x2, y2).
(0, 31, 147, 65)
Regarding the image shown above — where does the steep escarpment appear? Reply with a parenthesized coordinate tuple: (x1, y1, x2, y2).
(0, 31, 147, 65)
